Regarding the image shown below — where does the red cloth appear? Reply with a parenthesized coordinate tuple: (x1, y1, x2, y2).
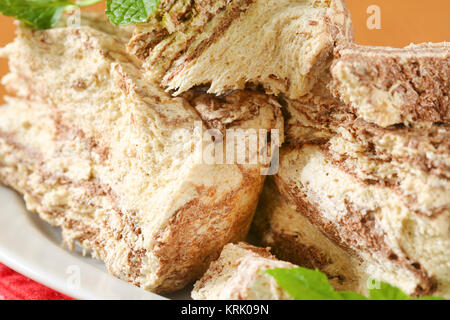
(0, 263, 72, 300)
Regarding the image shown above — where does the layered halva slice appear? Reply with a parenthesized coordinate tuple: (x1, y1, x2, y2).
(192, 242, 295, 300)
(271, 140, 449, 297)
(331, 43, 450, 127)
(252, 179, 364, 292)
(0, 13, 283, 293)
(254, 75, 449, 297)
(128, 0, 354, 99)
(250, 38, 449, 299)
(283, 75, 355, 145)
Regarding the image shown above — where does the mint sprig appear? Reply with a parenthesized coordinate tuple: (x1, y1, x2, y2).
(106, 0, 159, 26)
(0, 0, 102, 29)
(0, 0, 160, 29)
(266, 267, 445, 300)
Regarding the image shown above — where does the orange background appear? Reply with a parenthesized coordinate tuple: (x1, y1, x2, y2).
(0, 0, 449, 103)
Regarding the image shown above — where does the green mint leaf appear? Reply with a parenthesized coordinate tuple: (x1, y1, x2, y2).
(369, 281, 410, 300)
(267, 267, 446, 300)
(0, 0, 66, 29)
(106, 0, 159, 26)
(338, 291, 367, 300)
(414, 296, 446, 301)
(370, 282, 445, 300)
(0, 0, 102, 29)
(265, 267, 342, 300)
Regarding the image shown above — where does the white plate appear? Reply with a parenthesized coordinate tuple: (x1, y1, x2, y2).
(0, 186, 190, 300)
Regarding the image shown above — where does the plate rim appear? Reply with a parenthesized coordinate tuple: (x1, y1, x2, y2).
(0, 186, 170, 300)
